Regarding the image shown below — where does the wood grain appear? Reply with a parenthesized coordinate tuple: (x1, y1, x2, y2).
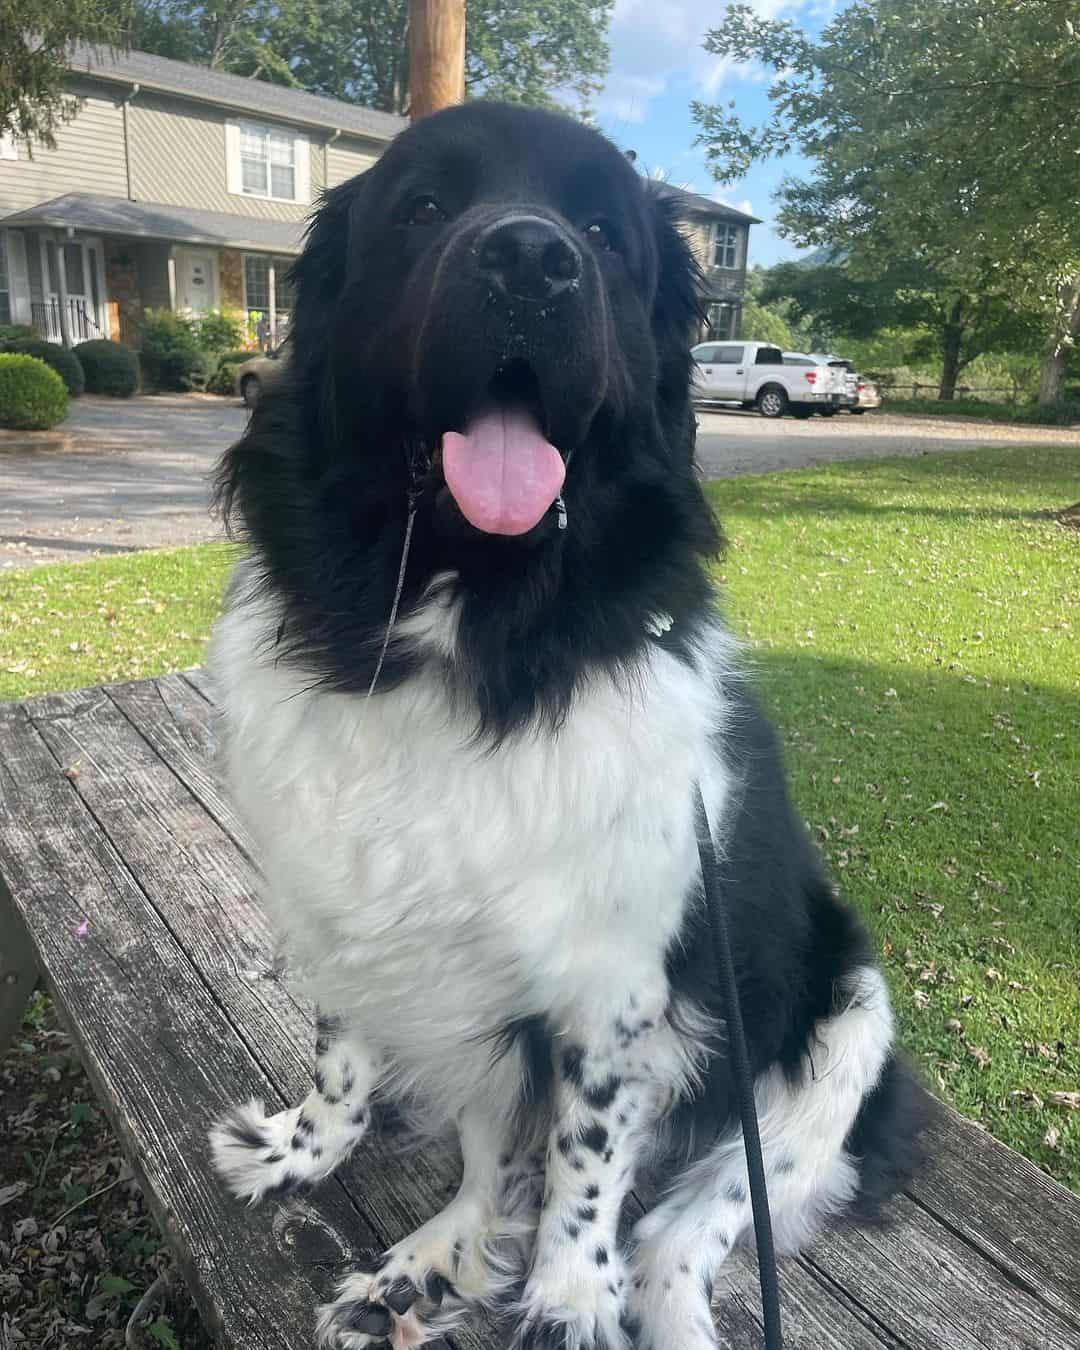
(3, 674, 1080, 1350)
(0, 871, 38, 1054)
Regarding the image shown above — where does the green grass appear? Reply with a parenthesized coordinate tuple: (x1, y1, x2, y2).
(0, 445, 1076, 1190)
(884, 395, 1080, 426)
(0, 543, 235, 701)
(706, 444, 1078, 1190)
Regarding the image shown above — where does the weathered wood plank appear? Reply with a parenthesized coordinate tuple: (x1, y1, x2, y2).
(181, 665, 216, 703)
(0, 871, 38, 1055)
(806, 1191, 1080, 1349)
(24, 685, 497, 1350)
(905, 1099, 1080, 1327)
(0, 701, 385, 1350)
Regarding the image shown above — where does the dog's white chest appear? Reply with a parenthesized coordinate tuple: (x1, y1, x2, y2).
(211, 584, 731, 1089)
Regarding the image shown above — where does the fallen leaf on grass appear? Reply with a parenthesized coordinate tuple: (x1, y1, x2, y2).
(1049, 1092, 1080, 1110)
(965, 1042, 991, 1068)
(1044, 1126, 1060, 1149)
(0, 1181, 28, 1207)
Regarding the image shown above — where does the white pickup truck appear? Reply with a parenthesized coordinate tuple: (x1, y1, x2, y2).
(691, 341, 842, 418)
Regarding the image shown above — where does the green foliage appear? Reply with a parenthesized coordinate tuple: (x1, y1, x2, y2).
(0, 353, 69, 429)
(883, 397, 1080, 427)
(739, 298, 793, 349)
(130, 0, 613, 116)
(1, 338, 85, 396)
(206, 357, 245, 395)
(694, 1, 1080, 403)
(139, 310, 215, 391)
(0, 322, 37, 344)
(0, 2, 134, 147)
(74, 339, 139, 397)
(195, 307, 245, 352)
(145, 1317, 182, 1350)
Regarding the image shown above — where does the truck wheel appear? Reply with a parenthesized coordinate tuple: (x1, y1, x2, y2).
(757, 385, 788, 419)
(818, 405, 838, 417)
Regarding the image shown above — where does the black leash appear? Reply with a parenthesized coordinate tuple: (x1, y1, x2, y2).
(694, 782, 784, 1350)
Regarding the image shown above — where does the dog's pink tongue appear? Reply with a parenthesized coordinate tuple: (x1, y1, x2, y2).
(442, 407, 565, 536)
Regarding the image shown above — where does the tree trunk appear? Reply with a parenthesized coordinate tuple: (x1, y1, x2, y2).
(938, 326, 964, 400)
(1037, 280, 1080, 406)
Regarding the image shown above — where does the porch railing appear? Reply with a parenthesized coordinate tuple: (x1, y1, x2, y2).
(31, 298, 107, 345)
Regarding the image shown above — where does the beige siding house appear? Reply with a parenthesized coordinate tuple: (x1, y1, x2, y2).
(653, 183, 760, 341)
(0, 46, 401, 347)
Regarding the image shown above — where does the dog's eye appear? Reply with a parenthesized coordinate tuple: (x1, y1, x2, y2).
(406, 196, 446, 226)
(583, 220, 615, 252)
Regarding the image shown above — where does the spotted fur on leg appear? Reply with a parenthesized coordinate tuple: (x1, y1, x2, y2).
(210, 1017, 377, 1204)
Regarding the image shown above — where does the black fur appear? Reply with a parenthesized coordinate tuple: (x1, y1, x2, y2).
(216, 101, 922, 1235)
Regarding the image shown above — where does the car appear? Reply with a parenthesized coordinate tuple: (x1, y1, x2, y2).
(851, 375, 881, 413)
(691, 341, 841, 418)
(235, 347, 285, 407)
(809, 353, 859, 413)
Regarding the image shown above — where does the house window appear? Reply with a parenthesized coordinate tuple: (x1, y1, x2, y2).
(0, 233, 10, 324)
(240, 122, 296, 200)
(706, 302, 737, 340)
(710, 223, 741, 270)
(243, 253, 294, 343)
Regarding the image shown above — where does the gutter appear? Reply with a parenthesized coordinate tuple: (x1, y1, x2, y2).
(121, 82, 140, 200)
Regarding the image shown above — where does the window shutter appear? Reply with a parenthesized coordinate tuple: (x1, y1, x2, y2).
(225, 120, 242, 194)
(293, 132, 310, 204)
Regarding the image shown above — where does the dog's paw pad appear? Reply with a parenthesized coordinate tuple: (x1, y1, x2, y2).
(316, 1266, 460, 1350)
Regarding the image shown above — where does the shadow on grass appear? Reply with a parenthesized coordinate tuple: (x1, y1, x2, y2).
(743, 646, 1078, 969)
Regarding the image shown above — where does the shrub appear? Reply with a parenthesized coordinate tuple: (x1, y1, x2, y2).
(1, 338, 85, 396)
(0, 353, 69, 429)
(74, 340, 139, 397)
(215, 348, 256, 368)
(161, 347, 213, 392)
(195, 308, 245, 353)
(0, 322, 37, 344)
(206, 358, 245, 396)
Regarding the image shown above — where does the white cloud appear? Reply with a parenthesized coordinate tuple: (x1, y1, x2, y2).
(597, 0, 808, 124)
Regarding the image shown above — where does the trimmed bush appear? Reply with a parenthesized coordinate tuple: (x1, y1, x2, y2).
(195, 308, 245, 353)
(215, 348, 256, 368)
(0, 353, 69, 429)
(74, 340, 139, 397)
(1, 338, 85, 397)
(207, 358, 245, 396)
(162, 347, 213, 392)
(0, 322, 37, 344)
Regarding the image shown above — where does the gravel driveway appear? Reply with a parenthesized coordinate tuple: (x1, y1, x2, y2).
(1, 397, 1077, 568)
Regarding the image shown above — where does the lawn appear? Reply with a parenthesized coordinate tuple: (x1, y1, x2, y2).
(0, 434, 1077, 1325)
(883, 395, 1080, 427)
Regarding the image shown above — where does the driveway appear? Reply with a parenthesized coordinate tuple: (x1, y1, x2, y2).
(0, 395, 247, 569)
(694, 407, 1080, 477)
(1, 397, 1077, 568)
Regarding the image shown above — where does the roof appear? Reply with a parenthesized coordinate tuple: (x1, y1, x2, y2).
(1, 193, 306, 254)
(653, 181, 761, 226)
(68, 43, 406, 144)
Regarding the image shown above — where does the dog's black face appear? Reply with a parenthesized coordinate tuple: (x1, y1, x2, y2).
(219, 102, 720, 733)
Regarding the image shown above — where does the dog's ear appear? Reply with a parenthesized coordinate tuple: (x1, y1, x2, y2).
(645, 184, 707, 451)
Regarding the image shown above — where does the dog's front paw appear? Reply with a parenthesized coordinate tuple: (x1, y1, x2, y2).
(316, 1261, 459, 1350)
(514, 1252, 628, 1350)
(209, 1096, 367, 1204)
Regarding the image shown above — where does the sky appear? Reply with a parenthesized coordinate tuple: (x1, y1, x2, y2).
(593, 0, 839, 269)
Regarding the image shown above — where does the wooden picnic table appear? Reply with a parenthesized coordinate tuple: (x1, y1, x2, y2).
(1, 671, 1079, 1349)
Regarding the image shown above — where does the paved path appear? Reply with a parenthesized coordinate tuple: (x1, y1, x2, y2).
(1, 397, 1077, 568)
(0, 395, 247, 569)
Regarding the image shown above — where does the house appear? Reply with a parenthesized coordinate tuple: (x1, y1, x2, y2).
(0, 45, 405, 348)
(652, 182, 760, 341)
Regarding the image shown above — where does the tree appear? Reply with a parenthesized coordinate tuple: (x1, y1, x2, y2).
(129, 0, 613, 116)
(738, 298, 792, 349)
(759, 260, 1042, 398)
(692, 1, 1080, 404)
(1, 1, 133, 146)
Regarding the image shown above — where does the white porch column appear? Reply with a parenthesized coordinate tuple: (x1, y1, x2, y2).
(267, 258, 277, 347)
(167, 248, 177, 311)
(55, 235, 73, 349)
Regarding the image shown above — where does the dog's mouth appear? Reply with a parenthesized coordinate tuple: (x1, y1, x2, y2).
(438, 360, 566, 537)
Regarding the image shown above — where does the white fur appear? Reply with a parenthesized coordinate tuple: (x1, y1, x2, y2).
(627, 965, 894, 1349)
(209, 561, 735, 1125)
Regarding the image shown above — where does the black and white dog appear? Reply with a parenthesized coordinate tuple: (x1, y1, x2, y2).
(209, 102, 923, 1350)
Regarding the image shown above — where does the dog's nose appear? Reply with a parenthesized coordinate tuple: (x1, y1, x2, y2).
(476, 215, 582, 301)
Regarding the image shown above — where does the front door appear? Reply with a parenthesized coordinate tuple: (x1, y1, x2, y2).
(175, 248, 218, 314)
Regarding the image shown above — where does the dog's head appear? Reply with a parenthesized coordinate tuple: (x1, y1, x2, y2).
(220, 102, 719, 731)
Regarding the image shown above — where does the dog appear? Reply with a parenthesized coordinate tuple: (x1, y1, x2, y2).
(207, 102, 924, 1350)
